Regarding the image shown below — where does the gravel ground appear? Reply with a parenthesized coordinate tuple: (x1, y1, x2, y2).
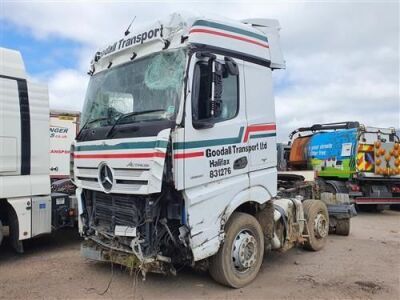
(0, 210, 399, 300)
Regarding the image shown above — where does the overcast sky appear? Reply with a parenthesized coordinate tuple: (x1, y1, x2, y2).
(1, 0, 399, 141)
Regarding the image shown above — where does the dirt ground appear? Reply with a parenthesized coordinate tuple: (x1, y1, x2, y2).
(0, 210, 399, 300)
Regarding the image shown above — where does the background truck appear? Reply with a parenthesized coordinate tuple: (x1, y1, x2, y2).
(49, 110, 80, 217)
(50, 110, 80, 180)
(0, 47, 75, 252)
(73, 13, 331, 288)
(277, 142, 357, 236)
(284, 122, 400, 213)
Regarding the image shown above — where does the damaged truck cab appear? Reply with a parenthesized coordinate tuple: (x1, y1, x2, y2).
(73, 13, 329, 288)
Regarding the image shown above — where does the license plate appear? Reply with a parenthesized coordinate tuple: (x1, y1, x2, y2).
(56, 198, 65, 205)
(114, 225, 136, 237)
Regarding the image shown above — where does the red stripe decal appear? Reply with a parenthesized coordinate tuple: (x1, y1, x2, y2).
(174, 151, 204, 159)
(355, 198, 400, 204)
(74, 152, 165, 159)
(243, 124, 276, 142)
(189, 28, 269, 49)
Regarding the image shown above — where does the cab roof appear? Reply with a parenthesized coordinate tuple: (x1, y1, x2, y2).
(90, 13, 285, 75)
(0, 47, 26, 79)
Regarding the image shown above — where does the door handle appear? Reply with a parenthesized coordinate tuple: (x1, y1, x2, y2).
(233, 157, 248, 170)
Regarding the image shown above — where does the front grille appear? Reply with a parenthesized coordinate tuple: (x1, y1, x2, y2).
(94, 192, 142, 229)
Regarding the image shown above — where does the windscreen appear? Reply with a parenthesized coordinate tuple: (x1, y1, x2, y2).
(81, 48, 186, 129)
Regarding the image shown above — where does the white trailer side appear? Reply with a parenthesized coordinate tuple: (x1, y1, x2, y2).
(50, 111, 80, 179)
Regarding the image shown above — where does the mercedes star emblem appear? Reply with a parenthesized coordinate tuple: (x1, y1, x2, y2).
(99, 163, 113, 192)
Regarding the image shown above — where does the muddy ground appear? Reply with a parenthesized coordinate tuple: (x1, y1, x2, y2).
(0, 210, 399, 300)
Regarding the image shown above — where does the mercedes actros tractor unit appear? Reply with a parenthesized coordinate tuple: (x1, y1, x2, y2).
(72, 13, 330, 288)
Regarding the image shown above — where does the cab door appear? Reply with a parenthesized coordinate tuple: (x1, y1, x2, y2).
(178, 53, 249, 189)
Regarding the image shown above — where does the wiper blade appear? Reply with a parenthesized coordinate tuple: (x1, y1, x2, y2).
(105, 109, 165, 138)
(76, 116, 110, 140)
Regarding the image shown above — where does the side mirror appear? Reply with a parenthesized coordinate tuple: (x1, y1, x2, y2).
(210, 61, 223, 118)
(224, 57, 239, 76)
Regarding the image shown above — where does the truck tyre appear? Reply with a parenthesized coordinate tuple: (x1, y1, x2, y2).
(0, 220, 3, 246)
(8, 208, 24, 253)
(303, 200, 329, 251)
(375, 205, 386, 212)
(209, 212, 264, 288)
(335, 218, 350, 236)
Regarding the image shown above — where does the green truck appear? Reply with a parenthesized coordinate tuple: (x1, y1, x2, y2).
(278, 122, 400, 234)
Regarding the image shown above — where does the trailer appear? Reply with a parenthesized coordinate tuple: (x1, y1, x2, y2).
(72, 13, 330, 288)
(0, 48, 75, 253)
(50, 110, 80, 180)
(286, 122, 400, 212)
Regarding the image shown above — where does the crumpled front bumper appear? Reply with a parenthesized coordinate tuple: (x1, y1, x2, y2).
(81, 239, 141, 269)
(81, 239, 175, 276)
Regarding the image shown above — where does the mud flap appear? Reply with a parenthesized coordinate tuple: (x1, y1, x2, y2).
(256, 201, 274, 250)
(327, 204, 357, 220)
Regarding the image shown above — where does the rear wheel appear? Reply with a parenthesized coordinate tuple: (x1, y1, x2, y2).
(335, 218, 350, 236)
(303, 200, 329, 251)
(375, 205, 386, 212)
(209, 212, 264, 288)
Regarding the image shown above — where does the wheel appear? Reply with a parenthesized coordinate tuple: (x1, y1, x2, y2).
(8, 208, 24, 253)
(303, 200, 329, 251)
(209, 212, 264, 288)
(335, 218, 350, 236)
(0, 220, 3, 246)
(390, 204, 400, 211)
(375, 205, 386, 212)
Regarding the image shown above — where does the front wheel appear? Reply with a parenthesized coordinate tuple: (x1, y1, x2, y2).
(0, 220, 3, 246)
(303, 200, 329, 251)
(209, 212, 264, 288)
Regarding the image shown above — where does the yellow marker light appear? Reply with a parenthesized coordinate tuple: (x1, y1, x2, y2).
(395, 159, 400, 167)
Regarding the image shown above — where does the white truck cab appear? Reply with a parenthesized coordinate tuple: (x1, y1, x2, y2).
(0, 48, 51, 252)
(0, 48, 77, 252)
(74, 13, 328, 287)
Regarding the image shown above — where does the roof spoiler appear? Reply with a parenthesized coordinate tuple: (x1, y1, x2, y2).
(289, 121, 360, 139)
(241, 18, 285, 70)
(0, 47, 26, 79)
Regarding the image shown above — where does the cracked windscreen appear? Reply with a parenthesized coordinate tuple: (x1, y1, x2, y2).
(81, 48, 186, 129)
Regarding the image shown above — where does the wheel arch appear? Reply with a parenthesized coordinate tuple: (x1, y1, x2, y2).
(323, 180, 348, 193)
(0, 199, 20, 246)
(0, 198, 23, 250)
(0, 199, 17, 226)
(222, 185, 273, 226)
